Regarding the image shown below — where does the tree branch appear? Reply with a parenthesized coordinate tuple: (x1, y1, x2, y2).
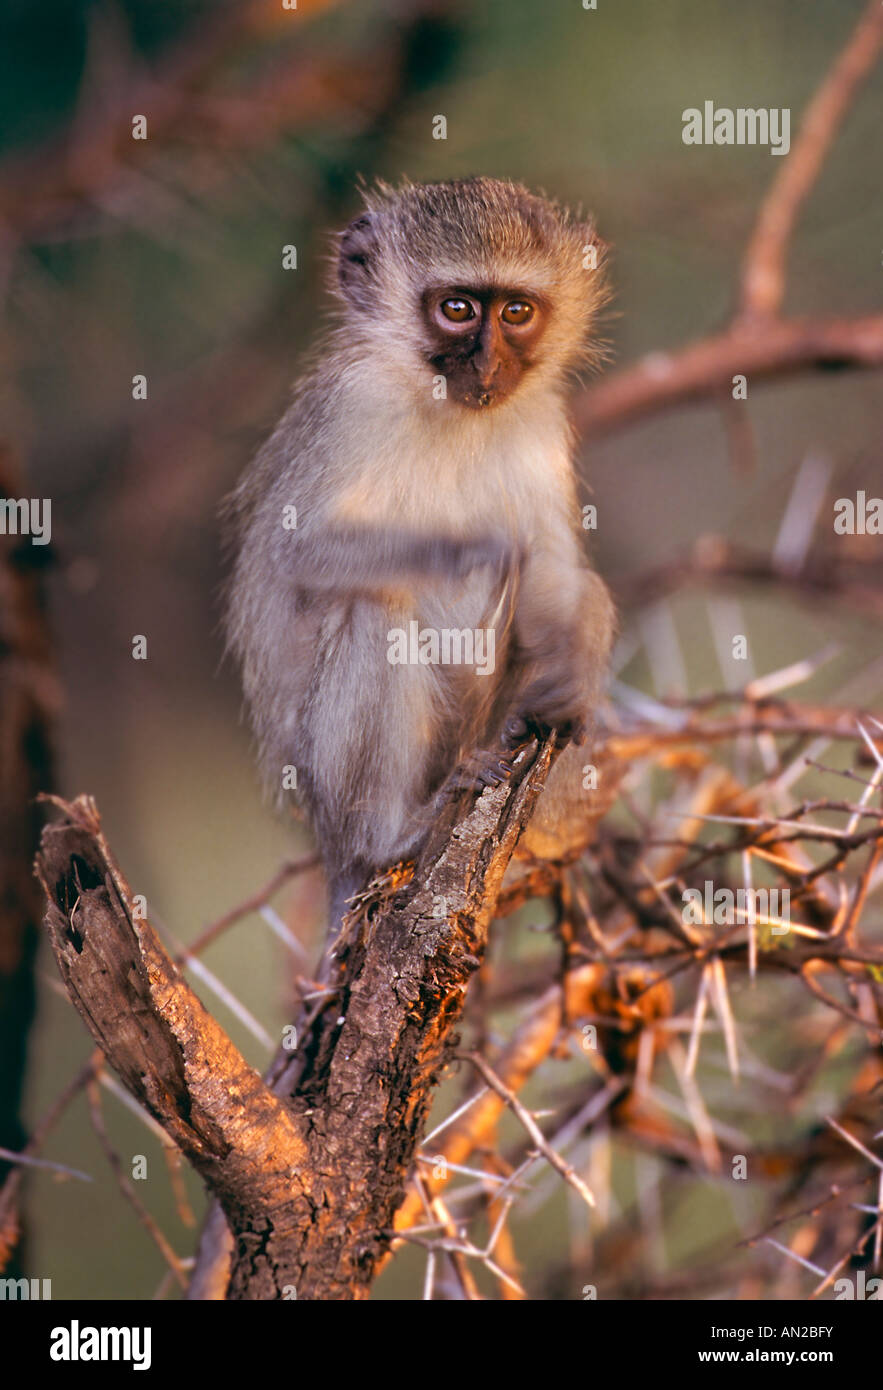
(576, 1, 883, 440)
(35, 796, 311, 1287)
(36, 739, 556, 1298)
(739, 0, 883, 319)
(575, 314, 883, 440)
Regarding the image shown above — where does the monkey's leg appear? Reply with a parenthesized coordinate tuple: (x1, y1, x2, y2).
(306, 632, 447, 971)
(315, 864, 369, 985)
(327, 865, 368, 938)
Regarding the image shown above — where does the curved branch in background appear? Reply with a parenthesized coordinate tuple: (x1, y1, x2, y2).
(577, 0, 883, 441)
(575, 314, 883, 440)
(614, 535, 883, 620)
(739, 0, 883, 320)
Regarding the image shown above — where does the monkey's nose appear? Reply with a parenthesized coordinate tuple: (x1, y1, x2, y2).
(473, 365, 500, 403)
(472, 335, 502, 385)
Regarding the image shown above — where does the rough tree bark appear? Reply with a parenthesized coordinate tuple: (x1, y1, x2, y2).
(35, 737, 555, 1299)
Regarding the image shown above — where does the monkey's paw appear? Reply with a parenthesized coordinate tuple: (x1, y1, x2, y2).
(450, 748, 515, 792)
(449, 532, 518, 584)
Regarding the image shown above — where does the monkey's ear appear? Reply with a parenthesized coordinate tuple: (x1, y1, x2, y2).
(338, 212, 379, 308)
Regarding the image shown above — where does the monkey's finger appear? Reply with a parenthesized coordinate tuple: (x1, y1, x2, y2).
(475, 756, 514, 787)
(449, 751, 514, 792)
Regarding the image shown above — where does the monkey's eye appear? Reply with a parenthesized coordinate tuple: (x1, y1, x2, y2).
(440, 298, 476, 323)
(501, 300, 533, 325)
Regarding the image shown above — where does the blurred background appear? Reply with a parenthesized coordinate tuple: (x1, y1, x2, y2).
(0, 0, 880, 1299)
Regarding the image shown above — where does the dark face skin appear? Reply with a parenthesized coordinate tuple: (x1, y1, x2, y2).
(421, 285, 549, 409)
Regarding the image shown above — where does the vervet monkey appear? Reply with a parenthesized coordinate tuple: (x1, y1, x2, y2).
(224, 177, 615, 936)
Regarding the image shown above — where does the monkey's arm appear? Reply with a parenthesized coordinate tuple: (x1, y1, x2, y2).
(278, 523, 512, 593)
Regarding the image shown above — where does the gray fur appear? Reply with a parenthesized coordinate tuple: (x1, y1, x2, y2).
(223, 178, 615, 925)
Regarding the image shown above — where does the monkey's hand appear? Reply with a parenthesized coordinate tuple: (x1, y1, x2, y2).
(430, 531, 518, 584)
(285, 525, 516, 592)
(447, 747, 515, 792)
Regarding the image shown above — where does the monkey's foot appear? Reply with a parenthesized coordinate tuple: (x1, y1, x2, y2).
(449, 748, 515, 793)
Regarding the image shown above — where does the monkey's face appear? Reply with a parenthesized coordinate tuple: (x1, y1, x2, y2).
(335, 180, 608, 408)
(420, 286, 549, 409)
